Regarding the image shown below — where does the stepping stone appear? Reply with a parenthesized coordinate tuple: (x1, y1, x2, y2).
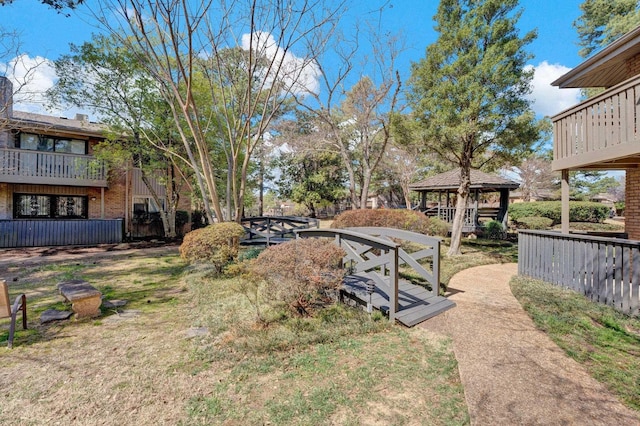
(102, 299, 128, 309)
(184, 327, 209, 339)
(102, 309, 141, 324)
(40, 309, 73, 324)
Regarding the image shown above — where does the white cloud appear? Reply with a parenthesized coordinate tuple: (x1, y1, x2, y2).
(241, 31, 321, 97)
(1, 54, 57, 114)
(526, 61, 581, 117)
(1, 54, 92, 119)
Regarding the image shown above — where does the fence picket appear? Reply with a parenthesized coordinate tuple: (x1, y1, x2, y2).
(518, 230, 640, 316)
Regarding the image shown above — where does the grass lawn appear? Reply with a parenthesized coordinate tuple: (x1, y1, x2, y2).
(511, 276, 640, 412)
(0, 246, 471, 425)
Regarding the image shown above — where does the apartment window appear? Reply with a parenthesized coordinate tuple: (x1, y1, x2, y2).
(17, 132, 87, 155)
(14, 194, 88, 219)
(132, 196, 164, 224)
(133, 196, 164, 215)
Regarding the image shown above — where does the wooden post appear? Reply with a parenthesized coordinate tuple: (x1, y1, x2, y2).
(388, 247, 399, 323)
(561, 170, 570, 234)
(432, 239, 441, 298)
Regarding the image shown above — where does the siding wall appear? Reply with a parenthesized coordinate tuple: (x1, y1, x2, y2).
(0, 219, 123, 248)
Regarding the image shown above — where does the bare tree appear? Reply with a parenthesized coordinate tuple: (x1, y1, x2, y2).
(296, 21, 403, 209)
(87, 0, 345, 222)
(504, 154, 558, 202)
(0, 28, 49, 120)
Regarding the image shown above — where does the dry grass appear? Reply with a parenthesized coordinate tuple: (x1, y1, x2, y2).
(0, 247, 468, 425)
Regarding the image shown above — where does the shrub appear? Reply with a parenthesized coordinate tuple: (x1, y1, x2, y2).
(614, 202, 625, 216)
(246, 238, 346, 317)
(191, 210, 209, 230)
(508, 201, 610, 225)
(175, 210, 190, 234)
(513, 216, 553, 230)
(483, 220, 505, 240)
(332, 209, 447, 236)
(179, 222, 246, 273)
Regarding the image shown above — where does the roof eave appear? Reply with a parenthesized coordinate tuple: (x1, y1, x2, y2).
(552, 26, 640, 88)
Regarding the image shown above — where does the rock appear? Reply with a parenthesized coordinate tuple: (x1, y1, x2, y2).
(102, 299, 128, 309)
(40, 309, 73, 324)
(184, 327, 209, 339)
(102, 309, 141, 324)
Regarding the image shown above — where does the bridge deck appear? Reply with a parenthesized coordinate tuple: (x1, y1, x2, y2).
(342, 273, 455, 327)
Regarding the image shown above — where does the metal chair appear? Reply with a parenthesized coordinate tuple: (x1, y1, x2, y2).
(1, 279, 27, 349)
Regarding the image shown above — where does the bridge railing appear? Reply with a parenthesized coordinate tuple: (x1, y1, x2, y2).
(295, 227, 442, 322)
(241, 216, 319, 245)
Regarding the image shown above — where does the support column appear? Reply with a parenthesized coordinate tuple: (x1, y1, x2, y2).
(561, 169, 570, 234)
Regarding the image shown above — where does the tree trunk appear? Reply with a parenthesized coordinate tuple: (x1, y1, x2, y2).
(402, 182, 412, 210)
(447, 165, 471, 256)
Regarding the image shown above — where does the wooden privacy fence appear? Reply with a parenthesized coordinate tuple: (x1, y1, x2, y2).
(0, 219, 124, 248)
(295, 227, 452, 326)
(241, 216, 320, 245)
(519, 230, 640, 316)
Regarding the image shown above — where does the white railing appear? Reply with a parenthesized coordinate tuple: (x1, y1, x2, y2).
(552, 74, 640, 170)
(0, 148, 107, 186)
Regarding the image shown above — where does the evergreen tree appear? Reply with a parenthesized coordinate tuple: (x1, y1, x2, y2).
(408, 0, 540, 255)
(575, 0, 640, 58)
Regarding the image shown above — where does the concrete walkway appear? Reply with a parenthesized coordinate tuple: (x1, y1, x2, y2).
(421, 263, 640, 426)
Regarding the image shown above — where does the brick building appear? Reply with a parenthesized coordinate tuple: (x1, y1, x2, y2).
(0, 76, 191, 247)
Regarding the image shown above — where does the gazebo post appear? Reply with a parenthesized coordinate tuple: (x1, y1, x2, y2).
(498, 188, 509, 226)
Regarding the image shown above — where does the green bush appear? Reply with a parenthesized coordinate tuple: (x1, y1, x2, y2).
(483, 220, 505, 240)
(179, 222, 246, 273)
(513, 216, 553, 230)
(508, 201, 610, 225)
(615, 202, 625, 216)
(332, 209, 448, 236)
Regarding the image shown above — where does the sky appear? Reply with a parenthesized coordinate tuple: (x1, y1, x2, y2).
(0, 0, 585, 119)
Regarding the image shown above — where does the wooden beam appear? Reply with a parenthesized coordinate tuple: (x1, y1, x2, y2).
(561, 170, 570, 234)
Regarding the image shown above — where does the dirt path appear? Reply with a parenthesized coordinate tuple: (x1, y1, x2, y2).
(422, 263, 640, 425)
(0, 243, 180, 271)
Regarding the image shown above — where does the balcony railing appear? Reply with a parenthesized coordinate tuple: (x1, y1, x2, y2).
(0, 148, 107, 187)
(552, 74, 640, 170)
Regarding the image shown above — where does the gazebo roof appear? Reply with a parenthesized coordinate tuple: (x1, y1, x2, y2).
(409, 168, 520, 192)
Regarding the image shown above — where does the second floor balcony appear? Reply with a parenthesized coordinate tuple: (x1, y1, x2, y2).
(552, 74, 640, 171)
(0, 148, 108, 187)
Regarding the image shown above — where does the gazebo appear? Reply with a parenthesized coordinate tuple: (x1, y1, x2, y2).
(409, 168, 519, 233)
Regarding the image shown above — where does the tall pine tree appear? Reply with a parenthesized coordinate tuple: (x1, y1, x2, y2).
(408, 0, 540, 255)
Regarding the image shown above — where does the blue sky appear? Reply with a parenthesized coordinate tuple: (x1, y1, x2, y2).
(0, 0, 584, 118)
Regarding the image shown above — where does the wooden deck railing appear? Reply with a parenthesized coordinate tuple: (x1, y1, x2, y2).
(0, 149, 107, 187)
(0, 219, 123, 248)
(519, 230, 640, 316)
(552, 74, 640, 170)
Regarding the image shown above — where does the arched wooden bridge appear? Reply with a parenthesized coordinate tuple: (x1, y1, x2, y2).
(296, 227, 456, 327)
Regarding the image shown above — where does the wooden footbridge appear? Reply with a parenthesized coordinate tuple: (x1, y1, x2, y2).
(296, 227, 456, 326)
(241, 216, 319, 245)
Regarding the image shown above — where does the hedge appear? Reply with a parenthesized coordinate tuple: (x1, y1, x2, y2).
(331, 209, 449, 237)
(508, 201, 610, 225)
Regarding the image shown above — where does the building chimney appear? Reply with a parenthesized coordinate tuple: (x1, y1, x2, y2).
(0, 76, 13, 119)
(75, 113, 89, 122)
